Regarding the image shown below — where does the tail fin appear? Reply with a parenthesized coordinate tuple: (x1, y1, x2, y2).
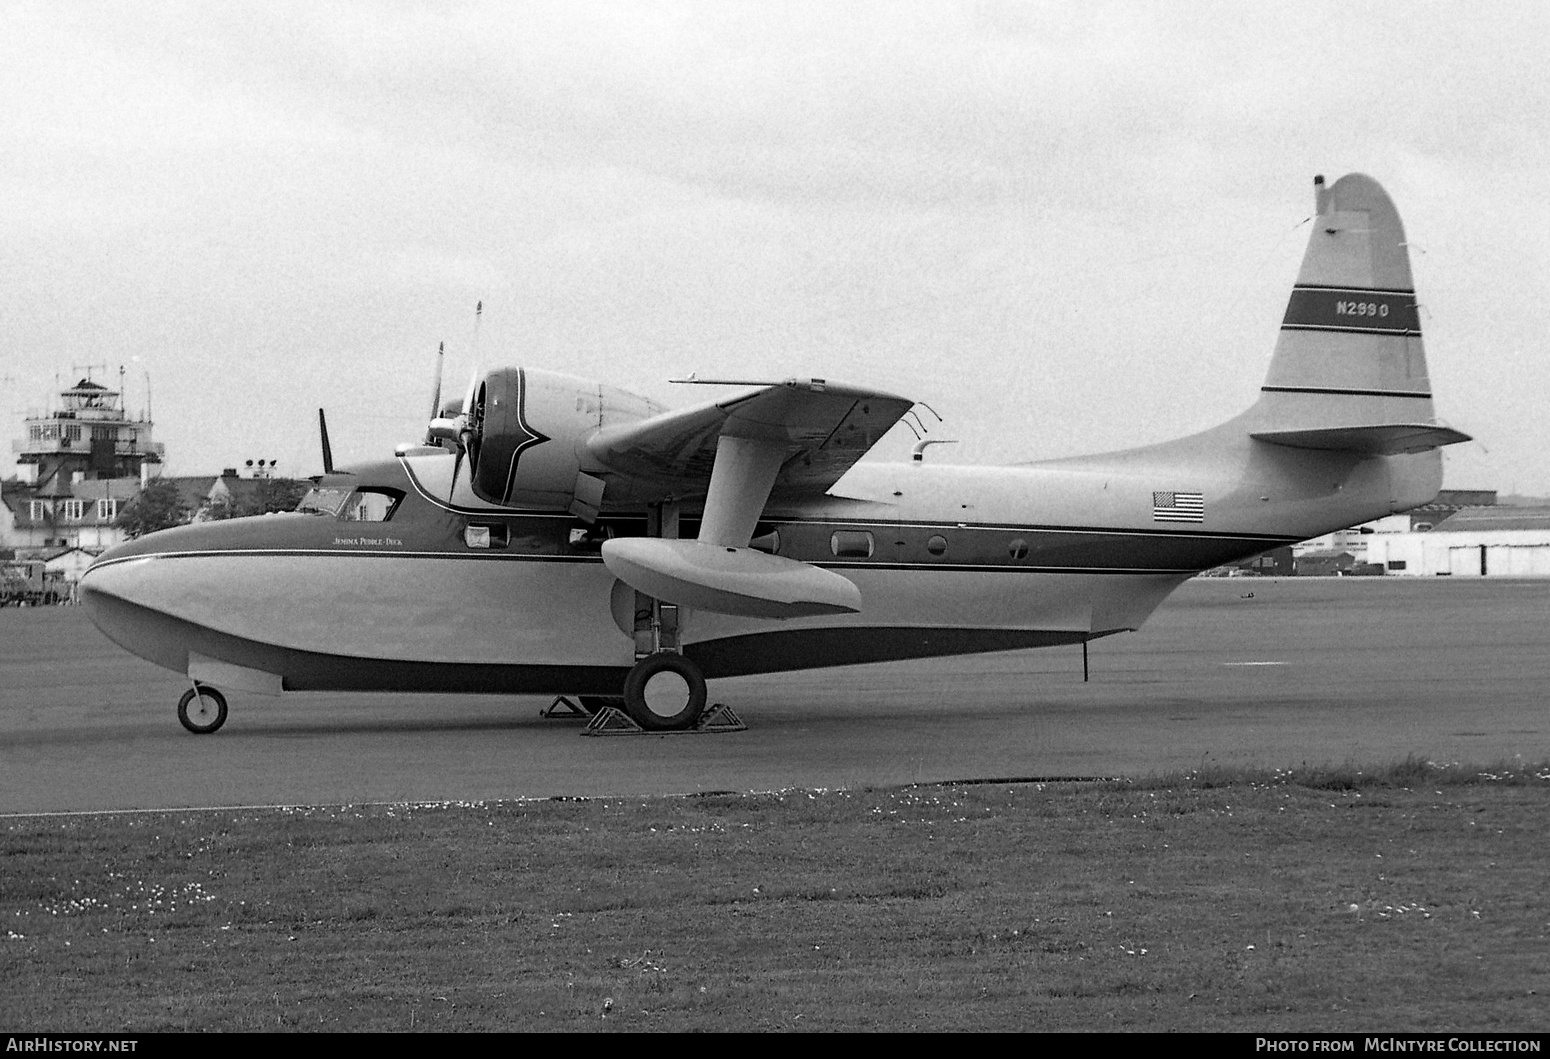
(1249, 173, 1469, 455)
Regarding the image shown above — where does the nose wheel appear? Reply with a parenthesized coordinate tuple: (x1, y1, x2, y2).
(177, 685, 228, 734)
(622, 653, 707, 731)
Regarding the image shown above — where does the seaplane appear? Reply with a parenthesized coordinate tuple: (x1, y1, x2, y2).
(81, 173, 1469, 734)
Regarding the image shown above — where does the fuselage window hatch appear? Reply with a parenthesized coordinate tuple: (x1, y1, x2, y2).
(465, 523, 510, 549)
(830, 530, 874, 558)
(341, 488, 404, 522)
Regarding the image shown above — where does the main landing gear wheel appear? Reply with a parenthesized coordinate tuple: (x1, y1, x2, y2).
(622, 654, 707, 732)
(177, 686, 228, 734)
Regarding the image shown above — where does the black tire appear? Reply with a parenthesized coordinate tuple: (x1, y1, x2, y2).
(622, 654, 707, 731)
(578, 695, 624, 716)
(177, 686, 228, 734)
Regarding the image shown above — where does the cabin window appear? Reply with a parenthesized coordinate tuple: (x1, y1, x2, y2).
(926, 534, 948, 556)
(1387, 560, 1407, 571)
(567, 516, 649, 552)
(465, 523, 509, 549)
(1008, 538, 1029, 560)
(340, 488, 403, 522)
(569, 522, 614, 552)
(830, 531, 874, 558)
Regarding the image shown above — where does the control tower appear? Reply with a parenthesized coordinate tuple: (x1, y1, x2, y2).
(13, 371, 164, 489)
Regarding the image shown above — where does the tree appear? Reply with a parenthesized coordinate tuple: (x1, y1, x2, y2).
(115, 479, 189, 539)
(206, 478, 310, 521)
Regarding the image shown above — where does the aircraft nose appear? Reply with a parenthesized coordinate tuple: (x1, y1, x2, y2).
(80, 552, 150, 611)
(79, 552, 191, 675)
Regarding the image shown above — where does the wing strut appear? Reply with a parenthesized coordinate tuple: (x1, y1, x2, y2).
(697, 436, 784, 548)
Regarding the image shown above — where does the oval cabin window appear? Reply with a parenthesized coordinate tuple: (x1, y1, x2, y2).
(830, 531, 874, 558)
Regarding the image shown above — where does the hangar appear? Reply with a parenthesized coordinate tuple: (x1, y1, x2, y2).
(1363, 507, 1550, 577)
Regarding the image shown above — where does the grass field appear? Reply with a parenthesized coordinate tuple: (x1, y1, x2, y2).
(3, 761, 1548, 1032)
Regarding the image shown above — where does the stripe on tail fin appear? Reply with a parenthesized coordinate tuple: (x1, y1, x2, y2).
(1249, 173, 1469, 455)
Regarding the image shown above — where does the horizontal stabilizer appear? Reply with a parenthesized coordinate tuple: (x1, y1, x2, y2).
(1250, 424, 1471, 456)
(602, 538, 861, 619)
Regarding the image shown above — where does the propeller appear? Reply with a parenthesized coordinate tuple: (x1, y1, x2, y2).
(419, 303, 487, 502)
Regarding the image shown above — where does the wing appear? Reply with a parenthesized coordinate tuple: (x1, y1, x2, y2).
(586, 378, 914, 499)
(590, 378, 915, 620)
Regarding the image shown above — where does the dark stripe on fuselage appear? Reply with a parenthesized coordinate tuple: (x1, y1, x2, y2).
(92, 521, 1296, 577)
(686, 626, 1115, 679)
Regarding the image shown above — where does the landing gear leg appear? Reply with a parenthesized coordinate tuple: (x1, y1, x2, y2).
(177, 684, 228, 734)
(622, 653, 707, 731)
(617, 503, 708, 731)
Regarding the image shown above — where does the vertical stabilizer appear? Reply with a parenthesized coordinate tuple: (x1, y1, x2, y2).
(1249, 174, 1468, 455)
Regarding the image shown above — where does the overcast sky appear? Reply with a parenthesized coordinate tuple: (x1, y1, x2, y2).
(3, 1, 1546, 495)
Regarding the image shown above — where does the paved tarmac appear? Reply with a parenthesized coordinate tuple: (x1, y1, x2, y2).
(2, 577, 1547, 814)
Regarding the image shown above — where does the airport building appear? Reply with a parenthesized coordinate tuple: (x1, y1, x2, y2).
(1, 377, 307, 592)
(1284, 491, 1550, 578)
(1363, 506, 1550, 577)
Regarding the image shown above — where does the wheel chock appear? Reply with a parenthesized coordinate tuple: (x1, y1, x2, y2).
(542, 696, 590, 719)
(693, 703, 746, 732)
(582, 706, 645, 735)
(579, 704, 747, 736)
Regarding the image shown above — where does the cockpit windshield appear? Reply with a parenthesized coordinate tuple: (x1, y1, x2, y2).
(296, 487, 402, 521)
(297, 487, 350, 517)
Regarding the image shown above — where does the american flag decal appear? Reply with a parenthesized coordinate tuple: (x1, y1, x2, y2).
(1153, 490, 1204, 523)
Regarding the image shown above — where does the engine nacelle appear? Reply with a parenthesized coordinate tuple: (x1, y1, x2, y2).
(468, 367, 663, 510)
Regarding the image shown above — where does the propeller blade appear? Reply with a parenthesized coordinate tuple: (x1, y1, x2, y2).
(429, 342, 445, 422)
(458, 300, 484, 474)
(430, 302, 483, 505)
(318, 408, 335, 475)
(422, 342, 453, 448)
